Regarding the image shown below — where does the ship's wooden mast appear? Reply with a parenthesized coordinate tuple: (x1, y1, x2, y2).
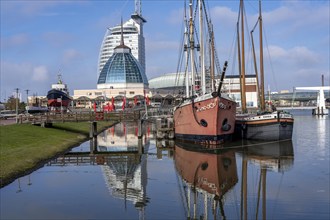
(199, 0, 206, 95)
(239, 0, 247, 113)
(259, 0, 266, 111)
(189, 0, 196, 96)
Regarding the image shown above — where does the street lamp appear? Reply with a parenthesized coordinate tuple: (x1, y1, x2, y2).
(15, 88, 19, 124)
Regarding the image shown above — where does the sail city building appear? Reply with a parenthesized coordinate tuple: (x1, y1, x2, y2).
(97, 4, 146, 75)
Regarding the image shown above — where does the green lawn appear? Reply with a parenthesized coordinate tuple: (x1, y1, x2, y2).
(0, 120, 118, 187)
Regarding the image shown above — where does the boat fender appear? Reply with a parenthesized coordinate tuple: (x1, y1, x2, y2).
(200, 119, 208, 127)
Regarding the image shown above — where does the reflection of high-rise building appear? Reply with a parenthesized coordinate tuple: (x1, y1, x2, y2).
(97, 1, 146, 76)
(100, 122, 150, 212)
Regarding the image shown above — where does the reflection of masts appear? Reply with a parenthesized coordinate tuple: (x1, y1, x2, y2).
(241, 154, 248, 220)
(256, 167, 267, 220)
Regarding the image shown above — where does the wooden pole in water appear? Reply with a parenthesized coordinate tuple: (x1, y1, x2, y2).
(90, 121, 97, 138)
(138, 119, 143, 138)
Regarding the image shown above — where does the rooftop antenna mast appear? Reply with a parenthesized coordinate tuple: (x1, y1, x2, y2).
(135, 0, 141, 15)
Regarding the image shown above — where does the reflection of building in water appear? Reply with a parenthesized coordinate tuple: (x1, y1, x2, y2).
(101, 152, 148, 210)
(174, 142, 238, 219)
(100, 122, 150, 212)
(98, 122, 150, 152)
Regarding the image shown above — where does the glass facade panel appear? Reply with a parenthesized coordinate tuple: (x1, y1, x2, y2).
(97, 49, 148, 85)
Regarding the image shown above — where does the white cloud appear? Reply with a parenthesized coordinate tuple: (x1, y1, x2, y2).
(0, 61, 51, 99)
(32, 66, 49, 82)
(62, 49, 83, 64)
(268, 45, 319, 66)
(2, 33, 29, 48)
(42, 32, 73, 47)
(168, 8, 184, 25)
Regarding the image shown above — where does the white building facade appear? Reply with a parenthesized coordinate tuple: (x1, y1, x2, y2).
(98, 14, 146, 75)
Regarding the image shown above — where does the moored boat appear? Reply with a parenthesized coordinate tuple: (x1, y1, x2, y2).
(47, 74, 72, 108)
(174, 93, 236, 144)
(173, 0, 236, 145)
(25, 106, 49, 114)
(234, 0, 294, 141)
(235, 111, 294, 141)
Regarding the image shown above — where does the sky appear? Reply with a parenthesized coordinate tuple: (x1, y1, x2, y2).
(1, 0, 329, 102)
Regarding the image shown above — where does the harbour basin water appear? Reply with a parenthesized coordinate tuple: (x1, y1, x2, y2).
(0, 110, 329, 219)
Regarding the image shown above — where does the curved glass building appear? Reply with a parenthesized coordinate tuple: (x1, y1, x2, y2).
(97, 31, 148, 90)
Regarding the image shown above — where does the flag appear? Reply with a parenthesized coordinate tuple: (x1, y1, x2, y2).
(122, 96, 126, 110)
(107, 102, 111, 112)
(93, 102, 97, 112)
(146, 96, 150, 105)
(111, 97, 115, 111)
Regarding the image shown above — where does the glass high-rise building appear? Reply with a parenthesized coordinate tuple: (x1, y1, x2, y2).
(98, 11, 146, 77)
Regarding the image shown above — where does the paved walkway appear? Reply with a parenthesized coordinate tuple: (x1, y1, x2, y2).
(0, 119, 16, 126)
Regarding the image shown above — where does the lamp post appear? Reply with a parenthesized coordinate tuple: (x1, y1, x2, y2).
(25, 89, 29, 106)
(15, 88, 19, 124)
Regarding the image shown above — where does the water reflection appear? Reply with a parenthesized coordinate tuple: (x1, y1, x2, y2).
(239, 140, 294, 220)
(173, 140, 294, 220)
(174, 142, 238, 219)
(5, 117, 329, 220)
(49, 122, 151, 213)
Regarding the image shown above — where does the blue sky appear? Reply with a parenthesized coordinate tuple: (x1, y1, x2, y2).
(1, 0, 329, 101)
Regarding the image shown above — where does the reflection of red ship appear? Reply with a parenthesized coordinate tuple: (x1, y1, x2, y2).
(175, 142, 238, 198)
(174, 142, 238, 219)
(47, 74, 72, 107)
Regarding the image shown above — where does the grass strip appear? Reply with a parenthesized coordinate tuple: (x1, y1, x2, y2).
(0, 120, 118, 187)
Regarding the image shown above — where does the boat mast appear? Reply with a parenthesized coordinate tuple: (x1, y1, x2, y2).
(184, 1, 190, 97)
(210, 23, 216, 92)
(238, 0, 247, 112)
(199, 0, 206, 95)
(189, 0, 196, 96)
(251, 26, 261, 109)
(259, 0, 265, 111)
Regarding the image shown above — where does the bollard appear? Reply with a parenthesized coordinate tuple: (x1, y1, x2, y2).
(156, 140, 163, 159)
(90, 137, 98, 154)
(167, 117, 173, 129)
(156, 118, 162, 130)
(138, 138, 143, 154)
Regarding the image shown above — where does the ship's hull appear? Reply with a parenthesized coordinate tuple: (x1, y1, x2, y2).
(25, 106, 49, 114)
(173, 94, 237, 145)
(47, 89, 72, 107)
(235, 112, 294, 141)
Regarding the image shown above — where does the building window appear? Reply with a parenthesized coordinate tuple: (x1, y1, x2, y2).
(129, 91, 135, 95)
